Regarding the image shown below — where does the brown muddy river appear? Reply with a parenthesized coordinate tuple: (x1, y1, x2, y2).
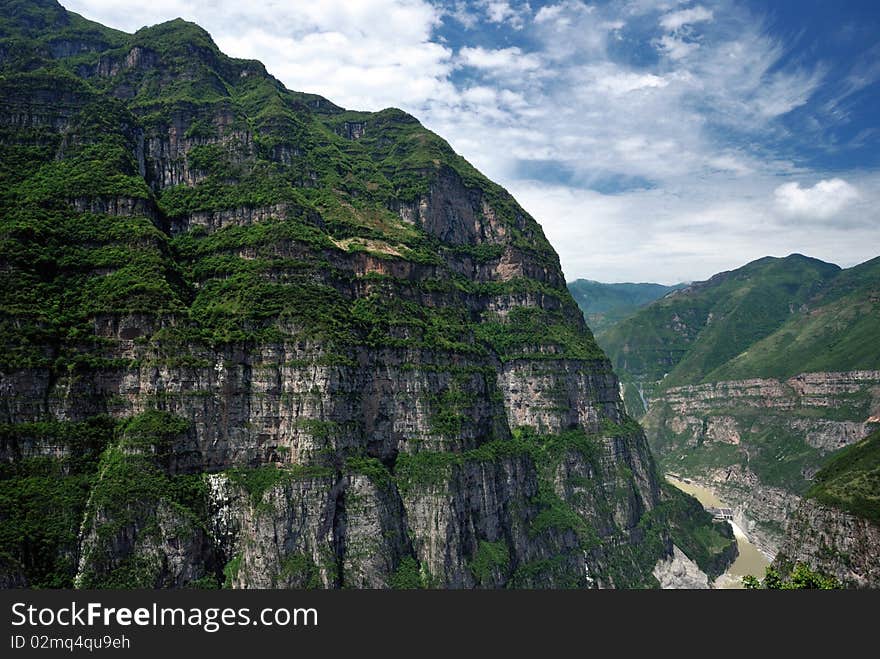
(665, 475, 770, 589)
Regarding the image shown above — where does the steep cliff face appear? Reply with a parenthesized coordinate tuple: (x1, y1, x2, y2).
(0, 1, 732, 589)
(776, 500, 880, 588)
(645, 372, 880, 553)
(774, 430, 880, 587)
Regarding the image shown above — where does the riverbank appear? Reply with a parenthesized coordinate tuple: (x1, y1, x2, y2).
(665, 475, 770, 589)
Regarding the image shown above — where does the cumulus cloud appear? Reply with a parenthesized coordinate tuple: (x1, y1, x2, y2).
(482, 1, 531, 29)
(774, 179, 861, 220)
(66, 0, 452, 112)
(448, 1, 480, 29)
(517, 174, 879, 283)
(457, 46, 542, 73)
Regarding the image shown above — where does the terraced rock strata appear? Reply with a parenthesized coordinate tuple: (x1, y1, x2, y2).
(0, 0, 734, 589)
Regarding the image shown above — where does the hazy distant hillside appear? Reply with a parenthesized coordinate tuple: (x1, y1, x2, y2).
(567, 279, 683, 334)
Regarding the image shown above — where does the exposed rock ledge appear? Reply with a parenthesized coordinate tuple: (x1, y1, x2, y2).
(777, 499, 880, 588)
(653, 545, 711, 589)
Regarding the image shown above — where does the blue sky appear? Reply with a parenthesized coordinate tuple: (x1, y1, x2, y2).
(64, 0, 880, 283)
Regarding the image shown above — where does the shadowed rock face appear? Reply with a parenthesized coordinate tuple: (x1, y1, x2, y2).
(0, 1, 733, 590)
(773, 429, 880, 587)
(776, 499, 880, 588)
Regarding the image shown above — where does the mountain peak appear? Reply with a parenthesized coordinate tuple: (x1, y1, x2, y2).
(0, 0, 68, 37)
(130, 17, 220, 55)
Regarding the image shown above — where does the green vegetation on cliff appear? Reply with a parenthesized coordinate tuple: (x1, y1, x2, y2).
(0, 0, 734, 590)
(709, 256, 880, 381)
(0, 417, 114, 587)
(807, 429, 880, 524)
(599, 253, 880, 399)
(601, 252, 879, 558)
(0, 1, 585, 371)
(743, 562, 840, 589)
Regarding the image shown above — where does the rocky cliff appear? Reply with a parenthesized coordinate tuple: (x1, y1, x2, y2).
(645, 371, 880, 553)
(774, 429, 880, 587)
(0, 1, 733, 589)
(595, 253, 880, 563)
(776, 500, 880, 587)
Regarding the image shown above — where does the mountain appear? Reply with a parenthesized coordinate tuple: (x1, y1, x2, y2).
(0, 1, 735, 588)
(708, 256, 880, 381)
(776, 429, 880, 587)
(598, 254, 842, 395)
(600, 253, 880, 556)
(567, 279, 684, 334)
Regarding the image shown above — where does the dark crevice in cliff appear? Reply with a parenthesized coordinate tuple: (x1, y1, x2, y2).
(330, 476, 347, 589)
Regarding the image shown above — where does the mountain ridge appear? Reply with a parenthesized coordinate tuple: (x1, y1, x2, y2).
(598, 253, 850, 395)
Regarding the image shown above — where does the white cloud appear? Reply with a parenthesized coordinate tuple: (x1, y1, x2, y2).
(774, 179, 861, 220)
(707, 153, 754, 175)
(66, 0, 452, 112)
(534, 3, 571, 25)
(593, 71, 669, 94)
(671, 20, 826, 130)
(482, 1, 531, 29)
(448, 0, 481, 29)
(659, 5, 714, 31)
(624, 0, 690, 17)
(517, 174, 879, 283)
(533, 1, 610, 57)
(654, 4, 715, 61)
(457, 46, 542, 73)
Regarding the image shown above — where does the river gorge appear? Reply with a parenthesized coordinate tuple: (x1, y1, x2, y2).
(666, 476, 770, 589)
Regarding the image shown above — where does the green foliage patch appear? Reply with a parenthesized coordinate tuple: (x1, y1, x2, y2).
(469, 540, 510, 585)
(807, 429, 880, 523)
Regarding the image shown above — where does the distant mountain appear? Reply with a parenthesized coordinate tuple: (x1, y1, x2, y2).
(567, 279, 684, 334)
(598, 254, 843, 391)
(709, 256, 880, 380)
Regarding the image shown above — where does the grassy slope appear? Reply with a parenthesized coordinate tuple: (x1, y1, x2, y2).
(598, 254, 843, 388)
(628, 255, 879, 530)
(708, 256, 880, 380)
